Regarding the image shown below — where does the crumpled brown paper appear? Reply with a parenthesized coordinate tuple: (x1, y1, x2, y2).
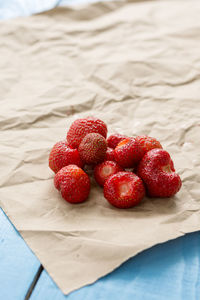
(0, 0, 200, 295)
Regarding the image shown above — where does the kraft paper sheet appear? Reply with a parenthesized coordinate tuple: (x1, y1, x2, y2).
(0, 0, 200, 294)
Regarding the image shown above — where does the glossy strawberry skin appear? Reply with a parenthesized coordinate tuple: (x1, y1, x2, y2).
(114, 138, 143, 168)
(135, 135, 162, 155)
(54, 165, 90, 203)
(49, 140, 83, 173)
(107, 134, 128, 149)
(104, 147, 115, 161)
(67, 117, 107, 149)
(94, 160, 123, 186)
(137, 149, 182, 197)
(78, 133, 107, 165)
(104, 171, 145, 208)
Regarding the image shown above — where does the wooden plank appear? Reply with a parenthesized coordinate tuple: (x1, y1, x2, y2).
(30, 232, 200, 300)
(0, 208, 41, 300)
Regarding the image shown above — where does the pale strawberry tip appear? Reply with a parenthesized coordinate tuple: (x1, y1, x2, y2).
(162, 164, 173, 173)
(118, 182, 132, 197)
(102, 165, 113, 176)
(94, 160, 123, 186)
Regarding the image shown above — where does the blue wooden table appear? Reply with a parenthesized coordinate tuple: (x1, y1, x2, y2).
(1, 207, 200, 300)
(0, 1, 200, 299)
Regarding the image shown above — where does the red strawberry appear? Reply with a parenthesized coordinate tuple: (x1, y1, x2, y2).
(114, 138, 143, 168)
(104, 147, 115, 161)
(78, 133, 107, 165)
(67, 117, 107, 149)
(54, 165, 90, 203)
(104, 172, 145, 208)
(49, 140, 83, 173)
(135, 135, 162, 155)
(107, 133, 128, 149)
(137, 148, 182, 197)
(94, 161, 123, 186)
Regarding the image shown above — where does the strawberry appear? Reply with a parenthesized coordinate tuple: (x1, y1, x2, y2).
(104, 147, 115, 161)
(107, 133, 128, 149)
(114, 138, 143, 168)
(78, 133, 107, 165)
(137, 149, 182, 197)
(135, 135, 162, 155)
(54, 165, 90, 203)
(104, 172, 145, 208)
(49, 140, 83, 173)
(94, 160, 123, 186)
(67, 117, 107, 149)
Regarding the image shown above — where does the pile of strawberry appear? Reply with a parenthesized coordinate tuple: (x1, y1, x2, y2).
(49, 117, 182, 208)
